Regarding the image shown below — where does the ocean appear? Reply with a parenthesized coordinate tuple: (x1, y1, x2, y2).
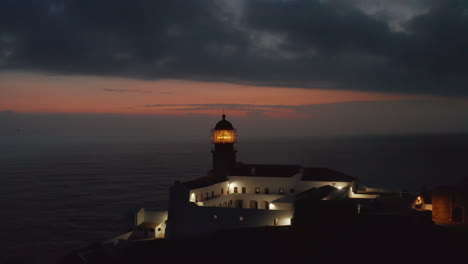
(0, 134, 467, 263)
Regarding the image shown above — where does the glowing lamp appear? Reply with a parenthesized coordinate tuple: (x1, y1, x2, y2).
(415, 196, 422, 205)
(212, 129, 237, 143)
(212, 114, 237, 144)
(190, 193, 196, 202)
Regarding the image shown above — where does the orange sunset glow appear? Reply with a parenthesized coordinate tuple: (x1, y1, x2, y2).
(0, 71, 436, 118)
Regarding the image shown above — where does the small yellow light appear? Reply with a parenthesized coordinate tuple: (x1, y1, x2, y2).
(415, 196, 423, 205)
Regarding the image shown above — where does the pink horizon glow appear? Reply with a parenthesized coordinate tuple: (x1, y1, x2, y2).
(0, 71, 440, 118)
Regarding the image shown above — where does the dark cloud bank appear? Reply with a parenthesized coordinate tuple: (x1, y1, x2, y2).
(1, 0, 467, 96)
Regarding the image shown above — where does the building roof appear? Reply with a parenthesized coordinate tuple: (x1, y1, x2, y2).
(302, 185, 340, 200)
(273, 185, 339, 203)
(301, 167, 356, 182)
(229, 163, 301, 178)
(183, 166, 354, 189)
(183, 175, 227, 190)
(214, 114, 234, 130)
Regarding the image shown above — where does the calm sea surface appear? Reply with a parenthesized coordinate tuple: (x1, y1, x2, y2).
(0, 134, 467, 263)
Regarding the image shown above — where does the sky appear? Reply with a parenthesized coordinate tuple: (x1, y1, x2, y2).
(1, 0, 467, 141)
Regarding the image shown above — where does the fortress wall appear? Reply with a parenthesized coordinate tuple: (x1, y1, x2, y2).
(169, 206, 293, 238)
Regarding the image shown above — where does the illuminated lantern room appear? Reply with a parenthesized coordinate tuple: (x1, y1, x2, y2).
(211, 114, 237, 175)
(212, 114, 237, 144)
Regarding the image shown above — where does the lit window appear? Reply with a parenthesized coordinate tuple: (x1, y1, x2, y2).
(242, 187, 246, 194)
(239, 216, 244, 221)
(234, 187, 238, 193)
(255, 187, 260, 194)
(213, 215, 218, 220)
(279, 188, 284, 194)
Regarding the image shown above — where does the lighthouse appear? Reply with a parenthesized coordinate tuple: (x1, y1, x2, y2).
(211, 114, 237, 175)
(131, 113, 370, 241)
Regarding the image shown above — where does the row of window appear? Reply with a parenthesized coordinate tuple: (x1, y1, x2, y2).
(233, 187, 294, 195)
(212, 215, 281, 226)
(213, 200, 269, 209)
(197, 190, 219, 202)
(195, 187, 294, 203)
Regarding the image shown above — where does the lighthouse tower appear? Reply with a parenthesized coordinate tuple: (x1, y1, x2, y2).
(211, 114, 237, 176)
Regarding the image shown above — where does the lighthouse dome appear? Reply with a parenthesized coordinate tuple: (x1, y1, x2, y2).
(214, 114, 234, 130)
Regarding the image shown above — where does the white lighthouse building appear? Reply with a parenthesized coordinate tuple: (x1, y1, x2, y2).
(126, 115, 379, 240)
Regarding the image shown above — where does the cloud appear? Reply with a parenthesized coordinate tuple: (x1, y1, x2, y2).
(103, 88, 152, 93)
(137, 103, 306, 117)
(138, 103, 296, 108)
(0, 0, 467, 96)
(0, 110, 14, 115)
